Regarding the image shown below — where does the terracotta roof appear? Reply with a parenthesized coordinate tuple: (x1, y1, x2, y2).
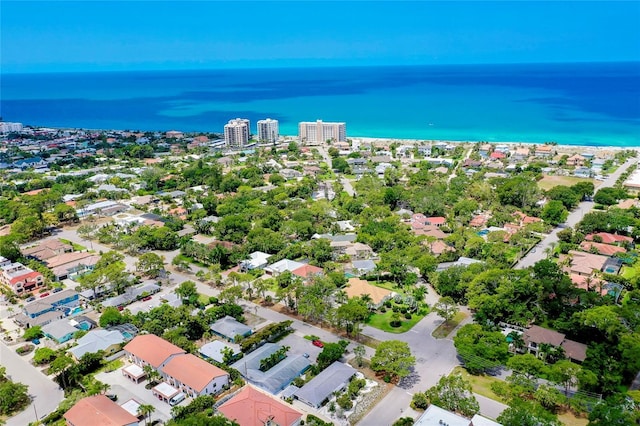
(415, 226, 448, 239)
(562, 250, 608, 275)
(162, 354, 228, 392)
(427, 240, 455, 255)
(585, 232, 633, 245)
(570, 274, 607, 296)
(579, 241, 626, 256)
(291, 264, 324, 279)
(218, 386, 302, 426)
(64, 395, 138, 426)
(425, 216, 446, 225)
(523, 325, 565, 346)
(344, 278, 392, 305)
(46, 251, 96, 269)
(123, 334, 185, 368)
(9, 270, 42, 286)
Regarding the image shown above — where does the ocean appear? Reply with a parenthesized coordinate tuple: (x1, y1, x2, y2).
(2, 62, 639, 147)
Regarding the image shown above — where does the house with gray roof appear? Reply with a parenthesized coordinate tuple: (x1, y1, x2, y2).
(198, 340, 240, 363)
(68, 329, 127, 360)
(294, 362, 356, 408)
(210, 316, 252, 342)
(42, 319, 79, 343)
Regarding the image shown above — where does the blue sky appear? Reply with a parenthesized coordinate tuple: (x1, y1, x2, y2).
(2, 1, 640, 73)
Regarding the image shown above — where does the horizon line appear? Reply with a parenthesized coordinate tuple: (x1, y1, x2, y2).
(3, 59, 640, 75)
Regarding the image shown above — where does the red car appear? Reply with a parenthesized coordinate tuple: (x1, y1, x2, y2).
(312, 340, 324, 348)
(142, 296, 152, 301)
(118, 306, 124, 311)
(39, 292, 50, 298)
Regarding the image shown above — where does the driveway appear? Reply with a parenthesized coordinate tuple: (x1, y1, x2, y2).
(2, 343, 64, 425)
(516, 157, 637, 269)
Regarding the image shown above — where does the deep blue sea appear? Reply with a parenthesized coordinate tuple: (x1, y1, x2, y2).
(2, 62, 640, 146)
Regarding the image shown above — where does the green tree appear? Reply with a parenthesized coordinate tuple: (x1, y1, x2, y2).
(138, 403, 156, 426)
(136, 252, 165, 278)
(433, 296, 459, 324)
(370, 340, 415, 380)
(33, 347, 57, 365)
(176, 280, 199, 305)
(453, 324, 509, 374)
(507, 354, 548, 380)
(335, 297, 370, 338)
(422, 373, 480, 417)
(541, 200, 568, 225)
(354, 344, 366, 367)
(497, 399, 562, 426)
(0, 380, 30, 416)
(99, 306, 125, 328)
(23, 325, 44, 341)
(317, 340, 349, 371)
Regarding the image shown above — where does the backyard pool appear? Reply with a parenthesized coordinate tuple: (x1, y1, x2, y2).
(477, 229, 490, 236)
(70, 307, 83, 315)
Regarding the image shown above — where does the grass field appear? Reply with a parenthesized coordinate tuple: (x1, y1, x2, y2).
(59, 238, 86, 251)
(432, 311, 468, 339)
(538, 175, 598, 191)
(366, 309, 425, 333)
(621, 263, 640, 280)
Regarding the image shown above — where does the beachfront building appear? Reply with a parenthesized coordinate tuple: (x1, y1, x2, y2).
(257, 118, 279, 144)
(224, 118, 251, 148)
(298, 120, 346, 145)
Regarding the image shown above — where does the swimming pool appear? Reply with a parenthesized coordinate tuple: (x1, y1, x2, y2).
(122, 332, 133, 339)
(70, 307, 83, 315)
(77, 322, 91, 331)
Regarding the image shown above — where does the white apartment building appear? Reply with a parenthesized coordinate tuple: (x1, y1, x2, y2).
(257, 118, 279, 144)
(0, 122, 23, 133)
(298, 120, 346, 145)
(224, 118, 250, 148)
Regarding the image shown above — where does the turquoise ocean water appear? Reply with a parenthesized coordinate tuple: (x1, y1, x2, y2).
(1, 62, 639, 146)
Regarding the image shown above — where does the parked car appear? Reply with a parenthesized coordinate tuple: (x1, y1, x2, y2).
(26, 296, 36, 302)
(106, 394, 118, 401)
(39, 292, 50, 298)
(303, 353, 310, 358)
(142, 296, 152, 301)
(117, 306, 124, 311)
(312, 340, 324, 348)
(52, 287, 63, 293)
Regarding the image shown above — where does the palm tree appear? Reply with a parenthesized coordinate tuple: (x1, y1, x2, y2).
(137, 404, 155, 425)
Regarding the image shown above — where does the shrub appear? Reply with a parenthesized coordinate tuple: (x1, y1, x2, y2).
(16, 344, 34, 355)
(379, 307, 386, 313)
(348, 378, 366, 398)
(336, 392, 353, 410)
(404, 312, 412, 319)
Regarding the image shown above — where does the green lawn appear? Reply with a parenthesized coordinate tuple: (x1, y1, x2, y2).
(432, 311, 468, 339)
(366, 308, 425, 333)
(621, 264, 640, 280)
(198, 293, 211, 306)
(452, 366, 504, 402)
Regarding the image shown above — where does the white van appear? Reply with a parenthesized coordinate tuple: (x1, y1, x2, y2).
(169, 392, 186, 406)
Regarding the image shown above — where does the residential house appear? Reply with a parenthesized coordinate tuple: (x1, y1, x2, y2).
(14, 157, 48, 169)
(13, 290, 79, 327)
(436, 257, 484, 272)
(161, 353, 229, 397)
(344, 242, 374, 260)
(522, 325, 587, 363)
(469, 214, 489, 228)
(414, 404, 502, 426)
(294, 362, 356, 408)
(64, 395, 139, 426)
(560, 250, 608, 277)
(512, 147, 530, 161)
(199, 341, 240, 364)
(240, 251, 272, 271)
(68, 329, 127, 360)
(349, 260, 377, 276)
(279, 169, 303, 180)
(579, 241, 627, 256)
(585, 232, 633, 246)
(344, 278, 393, 309)
(426, 240, 455, 256)
(42, 319, 80, 344)
(291, 264, 324, 282)
(217, 385, 303, 426)
(22, 239, 73, 261)
(566, 154, 586, 167)
(534, 145, 554, 158)
(210, 316, 253, 342)
(46, 251, 100, 281)
(264, 259, 306, 276)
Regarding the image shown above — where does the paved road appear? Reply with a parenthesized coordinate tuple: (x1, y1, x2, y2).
(515, 157, 637, 269)
(2, 343, 64, 425)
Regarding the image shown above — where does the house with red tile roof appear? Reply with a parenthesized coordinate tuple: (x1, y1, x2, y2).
(490, 151, 506, 160)
(217, 385, 303, 426)
(585, 232, 633, 245)
(579, 241, 627, 257)
(469, 214, 489, 228)
(123, 334, 186, 369)
(64, 395, 138, 426)
(161, 353, 229, 397)
(291, 264, 324, 281)
(0, 260, 45, 295)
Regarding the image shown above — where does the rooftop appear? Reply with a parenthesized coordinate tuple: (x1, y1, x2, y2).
(64, 395, 138, 426)
(162, 353, 228, 392)
(218, 385, 302, 426)
(123, 334, 185, 368)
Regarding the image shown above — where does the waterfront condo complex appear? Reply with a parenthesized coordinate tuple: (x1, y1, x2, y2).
(298, 119, 346, 145)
